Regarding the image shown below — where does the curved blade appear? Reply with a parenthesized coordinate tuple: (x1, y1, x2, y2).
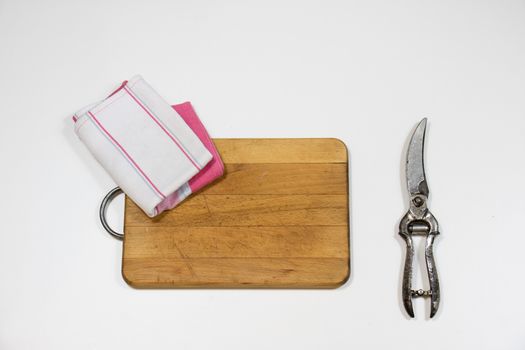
(406, 118, 429, 197)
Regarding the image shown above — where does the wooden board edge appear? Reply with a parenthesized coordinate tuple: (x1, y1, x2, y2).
(211, 138, 349, 164)
(120, 257, 350, 289)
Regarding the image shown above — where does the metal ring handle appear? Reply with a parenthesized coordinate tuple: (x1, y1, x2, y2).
(99, 187, 124, 240)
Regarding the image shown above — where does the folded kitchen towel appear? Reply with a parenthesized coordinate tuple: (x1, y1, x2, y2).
(155, 102, 225, 214)
(73, 75, 214, 217)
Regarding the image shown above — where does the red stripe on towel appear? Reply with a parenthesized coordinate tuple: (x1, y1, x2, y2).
(122, 85, 201, 171)
(87, 111, 166, 199)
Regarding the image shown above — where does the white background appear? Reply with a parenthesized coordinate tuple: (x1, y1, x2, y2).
(0, 0, 524, 349)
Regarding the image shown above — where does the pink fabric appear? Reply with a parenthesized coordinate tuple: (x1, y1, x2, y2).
(175, 102, 224, 192)
(154, 102, 224, 214)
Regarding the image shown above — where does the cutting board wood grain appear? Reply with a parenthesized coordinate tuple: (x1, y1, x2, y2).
(122, 138, 350, 288)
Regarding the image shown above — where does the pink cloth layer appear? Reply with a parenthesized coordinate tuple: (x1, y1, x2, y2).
(174, 102, 224, 192)
(154, 102, 224, 214)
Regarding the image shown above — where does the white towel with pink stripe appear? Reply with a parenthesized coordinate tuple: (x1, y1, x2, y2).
(73, 75, 212, 217)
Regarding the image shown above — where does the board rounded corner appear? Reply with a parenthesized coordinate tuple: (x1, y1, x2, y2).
(121, 263, 140, 288)
(328, 138, 349, 160)
(330, 260, 351, 288)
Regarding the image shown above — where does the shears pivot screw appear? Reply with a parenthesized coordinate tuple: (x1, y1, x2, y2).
(413, 197, 424, 207)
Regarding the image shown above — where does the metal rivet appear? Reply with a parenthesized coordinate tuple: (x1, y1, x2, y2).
(413, 197, 424, 207)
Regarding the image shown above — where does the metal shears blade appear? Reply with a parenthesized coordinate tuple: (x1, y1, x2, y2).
(406, 119, 429, 198)
(399, 118, 440, 318)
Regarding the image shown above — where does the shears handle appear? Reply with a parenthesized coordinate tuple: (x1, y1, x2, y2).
(399, 229, 440, 318)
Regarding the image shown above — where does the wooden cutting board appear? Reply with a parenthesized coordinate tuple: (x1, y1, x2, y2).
(122, 138, 350, 288)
